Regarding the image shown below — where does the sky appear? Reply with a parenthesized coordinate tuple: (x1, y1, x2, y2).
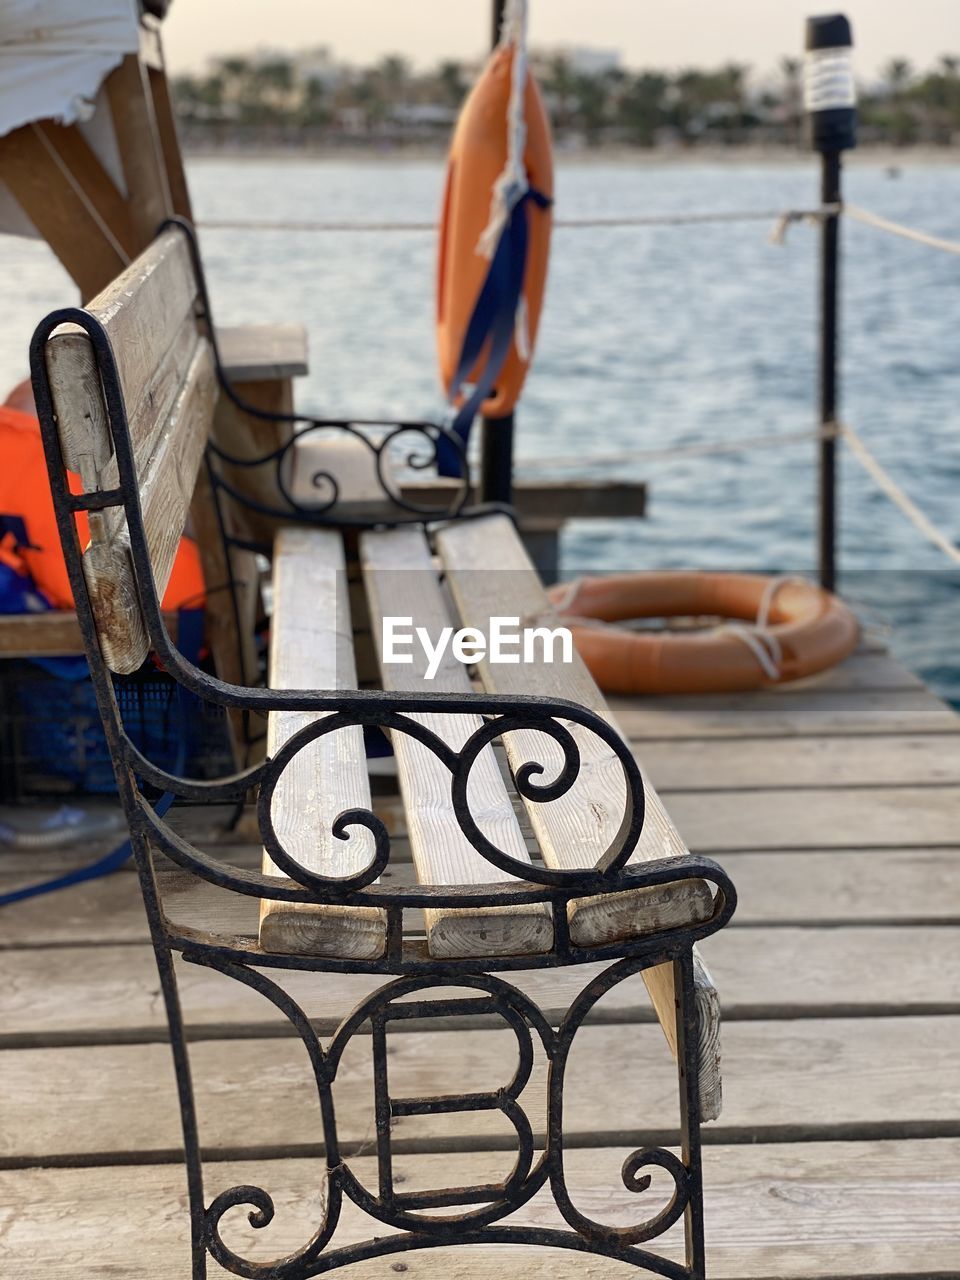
(163, 1, 960, 79)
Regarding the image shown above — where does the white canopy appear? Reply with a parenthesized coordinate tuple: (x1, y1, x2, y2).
(0, 1, 141, 237)
(0, 1, 140, 140)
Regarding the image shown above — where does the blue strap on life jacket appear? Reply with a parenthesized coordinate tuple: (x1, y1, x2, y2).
(437, 185, 551, 478)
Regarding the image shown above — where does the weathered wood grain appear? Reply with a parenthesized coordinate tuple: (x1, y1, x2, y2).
(663, 784, 960, 851)
(6, 846, 960, 950)
(216, 323, 308, 382)
(5, 1016, 959, 1163)
(3, 1140, 959, 1278)
(435, 515, 719, 1113)
(360, 527, 552, 958)
(259, 527, 387, 959)
(8, 924, 954, 1046)
(46, 229, 198, 486)
(0, 123, 129, 299)
(610, 688, 960, 739)
(43, 232, 216, 673)
(79, 338, 216, 673)
(639, 732, 960, 791)
(105, 54, 173, 243)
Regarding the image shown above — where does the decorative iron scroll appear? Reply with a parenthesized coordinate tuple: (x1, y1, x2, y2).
(158, 214, 490, 532)
(127, 695, 731, 945)
(29, 216, 736, 1280)
(190, 960, 700, 1280)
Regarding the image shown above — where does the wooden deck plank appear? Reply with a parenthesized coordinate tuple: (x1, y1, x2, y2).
(5, 1016, 959, 1164)
(639, 732, 960, 791)
(2, 1140, 959, 1278)
(4, 925, 959, 1045)
(663, 785, 960, 850)
(740, 650, 924, 691)
(610, 688, 960, 739)
(5, 844, 960, 950)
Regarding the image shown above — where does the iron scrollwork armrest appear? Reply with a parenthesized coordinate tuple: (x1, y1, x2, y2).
(128, 688, 639, 885)
(207, 415, 492, 531)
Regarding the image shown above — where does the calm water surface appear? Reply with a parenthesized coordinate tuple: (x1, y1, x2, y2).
(3, 157, 958, 700)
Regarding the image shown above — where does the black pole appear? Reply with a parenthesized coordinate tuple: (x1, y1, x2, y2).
(480, 0, 514, 506)
(818, 151, 841, 593)
(805, 14, 856, 592)
(492, 0, 507, 46)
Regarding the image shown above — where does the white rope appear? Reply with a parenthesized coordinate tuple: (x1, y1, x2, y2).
(477, 0, 529, 261)
(756, 574, 810, 628)
(526, 426, 833, 472)
(769, 203, 841, 245)
(845, 204, 960, 257)
(839, 422, 960, 565)
(551, 574, 788, 682)
(718, 623, 783, 681)
(197, 206, 837, 235)
(718, 574, 824, 682)
(549, 576, 585, 616)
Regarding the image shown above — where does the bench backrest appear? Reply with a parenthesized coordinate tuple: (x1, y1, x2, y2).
(41, 228, 215, 674)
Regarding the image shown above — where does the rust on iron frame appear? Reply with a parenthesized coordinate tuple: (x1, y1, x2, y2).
(28, 219, 737, 1280)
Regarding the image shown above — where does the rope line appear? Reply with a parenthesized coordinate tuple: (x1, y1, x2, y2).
(845, 203, 960, 257)
(478, 0, 529, 260)
(837, 422, 960, 566)
(197, 206, 837, 235)
(197, 203, 960, 260)
(525, 426, 833, 471)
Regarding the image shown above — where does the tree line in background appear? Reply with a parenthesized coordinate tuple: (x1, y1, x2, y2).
(171, 50, 960, 149)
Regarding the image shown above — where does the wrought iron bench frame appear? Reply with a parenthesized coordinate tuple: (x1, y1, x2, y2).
(29, 218, 736, 1280)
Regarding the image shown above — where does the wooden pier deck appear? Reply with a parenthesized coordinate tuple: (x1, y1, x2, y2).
(3, 641, 960, 1278)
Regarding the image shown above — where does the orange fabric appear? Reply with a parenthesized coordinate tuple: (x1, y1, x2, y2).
(436, 46, 553, 419)
(0, 404, 205, 611)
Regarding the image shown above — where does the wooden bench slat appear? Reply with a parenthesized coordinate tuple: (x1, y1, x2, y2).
(259, 527, 387, 959)
(44, 229, 213, 674)
(435, 514, 720, 1117)
(78, 337, 216, 674)
(360, 527, 552, 959)
(216, 323, 309, 382)
(46, 229, 200, 487)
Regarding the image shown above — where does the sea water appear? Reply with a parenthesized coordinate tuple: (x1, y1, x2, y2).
(3, 157, 958, 702)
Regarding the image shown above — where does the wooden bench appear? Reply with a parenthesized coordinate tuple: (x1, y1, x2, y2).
(31, 225, 736, 1280)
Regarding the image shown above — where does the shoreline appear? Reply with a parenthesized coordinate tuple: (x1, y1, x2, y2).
(181, 142, 960, 168)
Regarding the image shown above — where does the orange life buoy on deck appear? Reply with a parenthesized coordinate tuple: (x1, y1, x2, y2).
(549, 573, 860, 695)
(436, 43, 553, 422)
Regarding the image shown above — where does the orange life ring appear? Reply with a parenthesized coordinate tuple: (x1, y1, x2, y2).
(549, 572, 860, 695)
(436, 44, 553, 420)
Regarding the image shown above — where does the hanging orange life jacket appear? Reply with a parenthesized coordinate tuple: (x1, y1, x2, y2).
(0, 404, 205, 611)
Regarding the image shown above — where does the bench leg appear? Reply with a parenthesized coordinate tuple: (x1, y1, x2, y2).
(144, 913, 712, 1277)
(135, 858, 209, 1279)
(676, 948, 707, 1280)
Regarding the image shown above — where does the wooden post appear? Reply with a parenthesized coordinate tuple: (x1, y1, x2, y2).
(0, 125, 130, 300)
(106, 54, 173, 241)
